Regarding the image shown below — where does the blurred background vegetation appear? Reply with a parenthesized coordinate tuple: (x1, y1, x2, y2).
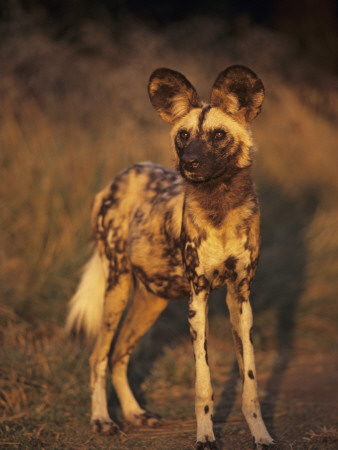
(0, 0, 337, 447)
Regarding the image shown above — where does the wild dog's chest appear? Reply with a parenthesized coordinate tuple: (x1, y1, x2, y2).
(202, 231, 249, 269)
(184, 212, 259, 292)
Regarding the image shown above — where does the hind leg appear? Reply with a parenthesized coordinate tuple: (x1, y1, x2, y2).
(90, 271, 132, 434)
(111, 282, 168, 426)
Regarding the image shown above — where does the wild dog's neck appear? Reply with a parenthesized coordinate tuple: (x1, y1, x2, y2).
(183, 166, 257, 228)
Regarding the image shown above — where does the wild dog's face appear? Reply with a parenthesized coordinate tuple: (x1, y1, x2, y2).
(148, 66, 264, 183)
(171, 107, 255, 182)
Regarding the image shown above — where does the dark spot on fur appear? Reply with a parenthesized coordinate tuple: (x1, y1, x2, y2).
(106, 270, 119, 292)
(184, 244, 200, 285)
(238, 294, 247, 304)
(250, 326, 254, 344)
(190, 327, 197, 341)
(185, 244, 199, 267)
(198, 105, 211, 134)
(115, 239, 125, 253)
(230, 271, 238, 282)
(225, 256, 238, 271)
(204, 405, 209, 414)
(204, 338, 209, 365)
(163, 210, 173, 238)
(193, 274, 209, 295)
(188, 309, 196, 318)
(161, 240, 182, 267)
(253, 413, 257, 418)
(133, 208, 145, 224)
(104, 321, 113, 331)
(248, 370, 254, 379)
(132, 265, 190, 300)
(232, 329, 243, 358)
(238, 278, 248, 289)
(201, 275, 210, 290)
(246, 257, 259, 278)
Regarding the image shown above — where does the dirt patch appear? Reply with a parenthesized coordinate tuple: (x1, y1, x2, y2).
(91, 352, 338, 449)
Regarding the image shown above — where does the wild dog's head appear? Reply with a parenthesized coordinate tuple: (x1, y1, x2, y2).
(148, 66, 264, 183)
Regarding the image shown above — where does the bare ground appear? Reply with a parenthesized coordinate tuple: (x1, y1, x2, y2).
(110, 352, 338, 449)
(3, 350, 334, 449)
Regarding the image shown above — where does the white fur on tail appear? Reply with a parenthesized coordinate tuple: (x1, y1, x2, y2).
(66, 249, 105, 339)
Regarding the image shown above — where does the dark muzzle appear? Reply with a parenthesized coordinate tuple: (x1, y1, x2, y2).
(180, 139, 206, 173)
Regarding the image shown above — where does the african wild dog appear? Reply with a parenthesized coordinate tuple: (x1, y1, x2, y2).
(66, 65, 275, 448)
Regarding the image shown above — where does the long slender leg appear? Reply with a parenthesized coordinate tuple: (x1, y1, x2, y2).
(188, 290, 217, 449)
(90, 271, 132, 434)
(111, 282, 168, 426)
(226, 284, 274, 447)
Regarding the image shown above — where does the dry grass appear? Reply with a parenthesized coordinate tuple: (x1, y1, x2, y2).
(303, 426, 338, 445)
(0, 9, 337, 448)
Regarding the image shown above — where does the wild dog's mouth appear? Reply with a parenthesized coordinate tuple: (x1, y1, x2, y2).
(181, 171, 207, 183)
(179, 161, 228, 183)
(179, 161, 206, 182)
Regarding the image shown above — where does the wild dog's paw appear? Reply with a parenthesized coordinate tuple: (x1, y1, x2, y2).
(253, 435, 277, 449)
(129, 411, 162, 427)
(196, 439, 219, 449)
(91, 418, 120, 435)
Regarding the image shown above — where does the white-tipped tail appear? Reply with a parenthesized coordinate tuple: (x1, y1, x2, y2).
(66, 249, 105, 339)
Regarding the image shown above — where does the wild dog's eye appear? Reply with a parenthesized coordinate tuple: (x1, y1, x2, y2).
(213, 130, 226, 141)
(179, 130, 190, 140)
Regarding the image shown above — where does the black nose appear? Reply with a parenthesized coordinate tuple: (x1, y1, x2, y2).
(181, 152, 200, 172)
(180, 139, 204, 172)
(182, 159, 200, 172)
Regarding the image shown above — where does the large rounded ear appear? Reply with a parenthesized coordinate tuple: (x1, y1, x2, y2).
(210, 65, 264, 123)
(148, 68, 201, 124)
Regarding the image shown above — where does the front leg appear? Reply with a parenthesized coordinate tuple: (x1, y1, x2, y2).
(188, 290, 217, 449)
(226, 283, 275, 448)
